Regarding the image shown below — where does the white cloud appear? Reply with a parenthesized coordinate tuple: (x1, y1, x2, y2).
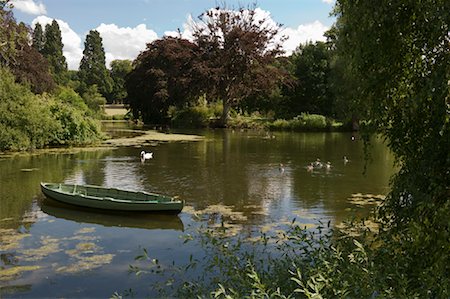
(164, 15, 195, 40)
(95, 23, 158, 67)
(166, 8, 329, 56)
(32, 16, 83, 70)
(11, 0, 46, 15)
(322, 0, 335, 4)
(281, 21, 329, 55)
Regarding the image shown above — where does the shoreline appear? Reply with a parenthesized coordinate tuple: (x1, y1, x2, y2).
(0, 130, 205, 158)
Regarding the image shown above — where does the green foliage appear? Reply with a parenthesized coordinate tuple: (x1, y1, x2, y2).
(135, 220, 448, 298)
(42, 20, 68, 84)
(280, 42, 335, 119)
(0, 5, 55, 93)
(55, 85, 89, 111)
(268, 114, 338, 131)
(333, 0, 450, 295)
(169, 100, 223, 128)
(226, 113, 268, 130)
(169, 105, 211, 128)
(110, 59, 132, 104)
(32, 22, 44, 52)
(78, 30, 113, 98)
(0, 68, 103, 151)
(81, 84, 106, 115)
(0, 68, 59, 150)
(0, 1, 25, 67)
(47, 98, 103, 146)
(325, 26, 361, 127)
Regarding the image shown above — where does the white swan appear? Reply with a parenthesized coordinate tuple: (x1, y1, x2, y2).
(140, 151, 153, 160)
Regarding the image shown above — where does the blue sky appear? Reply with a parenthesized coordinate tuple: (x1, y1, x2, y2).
(11, 0, 336, 69)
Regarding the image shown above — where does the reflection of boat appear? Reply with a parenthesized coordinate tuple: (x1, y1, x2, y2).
(40, 183, 184, 213)
(40, 197, 184, 231)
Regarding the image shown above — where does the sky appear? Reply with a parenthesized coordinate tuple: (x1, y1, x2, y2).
(10, 0, 337, 70)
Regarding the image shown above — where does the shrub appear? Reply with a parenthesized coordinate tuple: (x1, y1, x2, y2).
(268, 113, 345, 131)
(170, 105, 211, 128)
(296, 113, 327, 129)
(0, 68, 103, 151)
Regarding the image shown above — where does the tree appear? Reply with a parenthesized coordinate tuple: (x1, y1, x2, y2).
(192, 5, 286, 126)
(78, 30, 112, 98)
(42, 20, 68, 84)
(81, 84, 106, 114)
(325, 26, 361, 129)
(335, 0, 449, 295)
(32, 22, 44, 52)
(281, 41, 334, 119)
(110, 59, 132, 104)
(13, 42, 56, 93)
(0, 1, 28, 68)
(0, 3, 54, 93)
(126, 37, 200, 124)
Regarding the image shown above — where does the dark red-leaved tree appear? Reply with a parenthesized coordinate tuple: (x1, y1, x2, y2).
(126, 37, 200, 124)
(192, 5, 286, 126)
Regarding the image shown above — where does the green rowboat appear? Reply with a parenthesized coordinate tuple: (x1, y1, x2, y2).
(40, 182, 184, 213)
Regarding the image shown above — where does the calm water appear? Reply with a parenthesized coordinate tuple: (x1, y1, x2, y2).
(0, 127, 395, 297)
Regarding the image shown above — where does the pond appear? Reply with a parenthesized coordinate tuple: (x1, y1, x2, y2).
(0, 127, 395, 297)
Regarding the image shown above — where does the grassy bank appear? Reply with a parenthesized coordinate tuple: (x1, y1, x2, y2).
(167, 104, 348, 131)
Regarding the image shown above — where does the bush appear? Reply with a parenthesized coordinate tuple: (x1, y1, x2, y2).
(170, 106, 211, 128)
(268, 113, 344, 131)
(0, 68, 103, 151)
(48, 99, 103, 146)
(169, 101, 224, 128)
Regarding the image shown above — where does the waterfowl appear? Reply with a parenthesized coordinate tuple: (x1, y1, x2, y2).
(140, 151, 153, 160)
(313, 158, 323, 169)
(306, 163, 314, 171)
(343, 156, 349, 164)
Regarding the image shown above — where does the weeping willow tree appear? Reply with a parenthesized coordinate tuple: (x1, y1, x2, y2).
(334, 0, 449, 295)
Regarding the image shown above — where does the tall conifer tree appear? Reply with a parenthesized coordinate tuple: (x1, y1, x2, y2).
(42, 20, 67, 83)
(32, 22, 44, 52)
(78, 30, 112, 97)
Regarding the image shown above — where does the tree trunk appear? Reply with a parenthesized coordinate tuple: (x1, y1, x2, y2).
(351, 114, 360, 131)
(220, 98, 230, 128)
